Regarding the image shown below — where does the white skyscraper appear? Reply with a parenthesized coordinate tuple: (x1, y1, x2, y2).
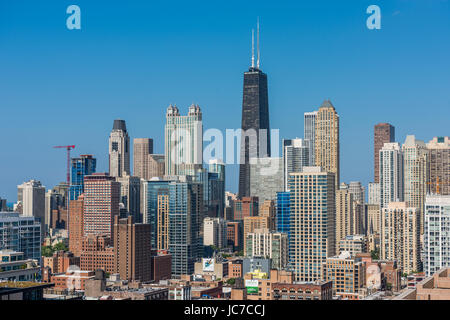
(349, 181, 365, 204)
(379, 142, 404, 209)
(109, 119, 130, 178)
(368, 182, 380, 205)
(402, 135, 428, 234)
(424, 195, 450, 276)
(304, 111, 317, 166)
(282, 138, 309, 191)
(17, 180, 45, 240)
(165, 104, 203, 176)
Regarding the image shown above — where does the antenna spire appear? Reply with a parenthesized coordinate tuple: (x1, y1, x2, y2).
(251, 29, 255, 68)
(257, 17, 260, 69)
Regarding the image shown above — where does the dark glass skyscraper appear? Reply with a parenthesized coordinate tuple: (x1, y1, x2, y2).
(238, 66, 271, 198)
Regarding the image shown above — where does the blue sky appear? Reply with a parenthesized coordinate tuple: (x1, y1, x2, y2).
(1, 0, 449, 201)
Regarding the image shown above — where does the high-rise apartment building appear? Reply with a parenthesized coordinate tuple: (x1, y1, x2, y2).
(282, 139, 309, 191)
(148, 154, 165, 180)
(379, 142, 404, 209)
(276, 192, 291, 262)
(45, 189, 65, 234)
(157, 194, 169, 251)
(381, 202, 420, 274)
(83, 173, 120, 238)
(245, 229, 288, 270)
(145, 179, 170, 249)
(338, 235, 368, 257)
(289, 167, 336, 282)
(335, 184, 354, 253)
(427, 137, 450, 195)
(70, 155, 96, 201)
(17, 180, 45, 241)
(203, 217, 227, 249)
(109, 119, 130, 178)
(168, 177, 203, 277)
(117, 175, 141, 222)
(0, 213, 41, 260)
(403, 135, 428, 234)
(374, 123, 395, 183)
(315, 100, 339, 188)
(249, 157, 283, 203)
(133, 138, 154, 180)
(366, 204, 381, 235)
(304, 111, 317, 166)
(207, 159, 226, 218)
(165, 105, 203, 176)
(68, 195, 84, 257)
(233, 197, 259, 221)
(424, 195, 450, 276)
(243, 216, 270, 253)
(368, 182, 380, 205)
(349, 181, 365, 205)
(113, 215, 153, 282)
(238, 45, 271, 199)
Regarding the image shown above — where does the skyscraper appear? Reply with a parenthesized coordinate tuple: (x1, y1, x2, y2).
(145, 179, 170, 249)
(368, 182, 381, 205)
(304, 111, 317, 166)
(238, 23, 270, 198)
(70, 154, 97, 201)
(168, 177, 203, 277)
(109, 119, 130, 178)
(133, 138, 154, 180)
(68, 194, 84, 257)
(282, 138, 309, 191)
(315, 100, 340, 188)
(402, 135, 428, 234)
(374, 123, 395, 183)
(379, 142, 404, 209)
(117, 175, 141, 222)
(424, 195, 450, 276)
(148, 154, 165, 179)
(289, 167, 335, 282)
(113, 215, 153, 282)
(83, 173, 120, 238)
(249, 157, 283, 203)
(0, 213, 41, 261)
(17, 180, 45, 241)
(427, 137, 450, 195)
(335, 184, 355, 254)
(165, 105, 203, 176)
(380, 202, 420, 274)
(348, 181, 365, 205)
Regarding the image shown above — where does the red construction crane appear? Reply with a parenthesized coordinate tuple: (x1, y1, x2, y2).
(53, 145, 76, 184)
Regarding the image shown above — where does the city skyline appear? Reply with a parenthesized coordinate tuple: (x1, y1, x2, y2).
(1, 1, 450, 201)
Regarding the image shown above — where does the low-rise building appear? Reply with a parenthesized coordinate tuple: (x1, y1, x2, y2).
(323, 252, 366, 298)
(394, 268, 450, 300)
(0, 250, 40, 282)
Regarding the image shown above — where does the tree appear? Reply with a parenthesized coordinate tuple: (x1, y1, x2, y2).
(226, 278, 236, 285)
(53, 242, 68, 252)
(370, 249, 380, 260)
(41, 246, 53, 257)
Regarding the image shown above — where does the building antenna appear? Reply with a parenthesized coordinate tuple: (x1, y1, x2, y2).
(257, 17, 260, 69)
(251, 28, 255, 68)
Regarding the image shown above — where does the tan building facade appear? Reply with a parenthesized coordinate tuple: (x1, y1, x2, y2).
(315, 100, 339, 188)
(381, 202, 420, 274)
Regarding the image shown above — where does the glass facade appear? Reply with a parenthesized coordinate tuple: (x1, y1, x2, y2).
(69, 155, 96, 200)
(146, 180, 170, 249)
(0, 213, 41, 261)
